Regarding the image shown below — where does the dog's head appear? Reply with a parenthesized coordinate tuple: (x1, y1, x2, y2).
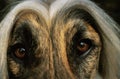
(0, 0, 120, 79)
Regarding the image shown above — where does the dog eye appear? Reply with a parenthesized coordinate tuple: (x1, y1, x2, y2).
(77, 39, 92, 56)
(14, 47, 26, 59)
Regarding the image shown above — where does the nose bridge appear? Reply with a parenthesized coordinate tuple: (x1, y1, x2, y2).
(49, 28, 75, 79)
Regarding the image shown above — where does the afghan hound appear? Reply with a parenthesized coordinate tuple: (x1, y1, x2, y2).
(0, 0, 120, 79)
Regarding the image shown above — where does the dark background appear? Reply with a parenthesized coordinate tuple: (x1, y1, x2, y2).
(92, 0, 120, 25)
(0, 0, 120, 25)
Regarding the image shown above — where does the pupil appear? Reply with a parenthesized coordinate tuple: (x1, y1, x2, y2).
(80, 42, 85, 47)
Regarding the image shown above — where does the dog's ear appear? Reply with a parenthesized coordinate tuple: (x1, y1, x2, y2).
(0, 0, 9, 76)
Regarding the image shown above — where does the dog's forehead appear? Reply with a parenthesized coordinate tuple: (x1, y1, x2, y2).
(4, 0, 64, 22)
(8, 0, 78, 18)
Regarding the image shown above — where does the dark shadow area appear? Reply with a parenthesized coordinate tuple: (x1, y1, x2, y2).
(0, 0, 7, 10)
(92, 0, 120, 25)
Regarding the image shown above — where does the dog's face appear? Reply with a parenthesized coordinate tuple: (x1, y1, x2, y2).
(0, 0, 119, 79)
(7, 9, 101, 79)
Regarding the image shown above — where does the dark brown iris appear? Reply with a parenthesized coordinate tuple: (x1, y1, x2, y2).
(77, 39, 92, 55)
(14, 48, 26, 58)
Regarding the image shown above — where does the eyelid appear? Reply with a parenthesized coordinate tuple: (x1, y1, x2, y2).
(11, 42, 25, 48)
(80, 47, 93, 57)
